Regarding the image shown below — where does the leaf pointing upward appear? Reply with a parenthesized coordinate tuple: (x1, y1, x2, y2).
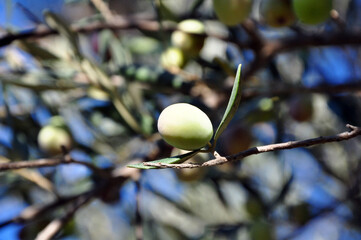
(213, 64, 243, 144)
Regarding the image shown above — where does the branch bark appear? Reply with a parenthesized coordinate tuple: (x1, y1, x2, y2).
(0, 154, 109, 177)
(143, 124, 361, 169)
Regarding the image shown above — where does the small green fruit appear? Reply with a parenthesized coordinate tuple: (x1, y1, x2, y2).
(157, 103, 213, 150)
(293, 0, 332, 25)
(213, 0, 253, 26)
(171, 19, 205, 57)
(260, 0, 295, 27)
(38, 117, 72, 155)
(161, 47, 187, 69)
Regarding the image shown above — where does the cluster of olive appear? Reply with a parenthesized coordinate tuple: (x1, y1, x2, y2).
(161, 19, 206, 70)
(213, 0, 333, 27)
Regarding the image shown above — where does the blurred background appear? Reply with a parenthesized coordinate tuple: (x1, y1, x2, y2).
(1, 0, 361, 239)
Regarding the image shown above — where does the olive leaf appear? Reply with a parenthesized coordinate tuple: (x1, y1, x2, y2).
(213, 64, 242, 144)
(127, 149, 200, 169)
(43, 10, 82, 59)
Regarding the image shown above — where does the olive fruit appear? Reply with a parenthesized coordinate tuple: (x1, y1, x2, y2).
(260, 0, 295, 27)
(171, 19, 205, 57)
(38, 116, 72, 155)
(288, 95, 313, 122)
(212, 0, 253, 26)
(157, 103, 213, 150)
(161, 47, 187, 69)
(293, 0, 332, 25)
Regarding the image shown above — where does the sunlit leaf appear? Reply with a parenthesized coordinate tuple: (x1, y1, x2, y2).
(127, 149, 200, 169)
(213, 64, 243, 143)
(43, 11, 82, 59)
(17, 40, 59, 61)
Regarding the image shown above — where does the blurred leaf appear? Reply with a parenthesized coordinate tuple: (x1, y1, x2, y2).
(0, 73, 77, 91)
(127, 149, 201, 169)
(214, 64, 242, 144)
(43, 11, 81, 59)
(80, 58, 142, 134)
(158, 1, 178, 21)
(0, 156, 55, 193)
(126, 36, 160, 55)
(109, 35, 131, 66)
(97, 30, 112, 61)
(16, 40, 59, 61)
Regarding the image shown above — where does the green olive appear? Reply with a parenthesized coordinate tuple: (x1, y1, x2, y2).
(157, 103, 213, 150)
(38, 116, 72, 155)
(171, 19, 205, 57)
(38, 126, 72, 155)
(293, 0, 332, 25)
(260, 0, 295, 28)
(161, 47, 187, 69)
(213, 0, 253, 26)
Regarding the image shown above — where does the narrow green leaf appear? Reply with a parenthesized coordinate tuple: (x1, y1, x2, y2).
(214, 64, 242, 143)
(43, 11, 82, 59)
(17, 40, 59, 61)
(127, 149, 200, 169)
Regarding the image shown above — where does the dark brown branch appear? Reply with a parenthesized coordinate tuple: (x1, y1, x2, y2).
(242, 82, 361, 100)
(143, 124, 361, 169)
(0, 18, 166, 48)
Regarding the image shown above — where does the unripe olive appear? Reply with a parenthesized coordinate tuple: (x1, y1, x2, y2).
(293, 0, 332, 25)
(157, 103, 213, 150)
(161, 47, 187, 69)
(260, 0, 295, 27)
(213, 0, 253, 26)
(171, 19, 205, 57)
(38, 116, 72, 155)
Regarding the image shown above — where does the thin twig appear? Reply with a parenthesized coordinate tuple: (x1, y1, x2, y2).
(241, 82, 361, 100)
(2, 16, 361, 52)
(35, 192, 94, 240)
(0, 191, 89, 228)
(143, 124, 361, 169)
(0, 154, 109, 177)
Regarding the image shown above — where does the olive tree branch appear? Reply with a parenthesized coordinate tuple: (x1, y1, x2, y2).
(241, 82, 361, 100)
(35, 192, 94, 240)
(143, 124, 361, 169)
(0, 154, 109, 177)
(0, 188, 95, 228)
